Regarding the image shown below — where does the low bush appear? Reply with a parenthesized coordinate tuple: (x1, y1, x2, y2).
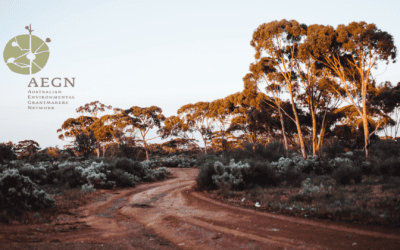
(115, 158, 146, 178)
(28, 153, 54, 163)
(18, 163, 47, 184)
(106, 168, 136, 188)
(242, 159, 281, 188)
(195, 154, 224, 168)
(0, 144, 16, 163)
(57, 164, 87, 188)
(377, 157, 400, 176)
(285, 168, 307, 187)
(332, 164, 362, 185)
(320, 139, 346, 159)
(371, 139, 400, 160)
(212, 159, 250, 191)
(81, 183, 96, 193)
(222, 141, 287, 162)
(261, 141, 288, 162)
(0, 169, 55, 215)
(196, 160, 218, 191)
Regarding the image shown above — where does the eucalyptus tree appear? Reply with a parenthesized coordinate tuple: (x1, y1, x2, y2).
(58, 101, 112, 157)
(250, 20, 308, 159)
(15, 140, 41, 160)
(177, 102, 213, 154)
(119, 106, 166, 160)
(161, 115, 200, 151)
(304, 22, 397, 159)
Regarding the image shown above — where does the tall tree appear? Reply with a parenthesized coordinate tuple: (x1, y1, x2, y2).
(74, 131, 97, 158)
(120, 106, 165, 160)
(305, 22, 397, 159)
(177, 102, 214, 154)
(370, 81, 400, 139)
(76, 101, 112, 157)
(251, 19, 308, 159)
(161, 115, 200, 151)
(15, 140, 41, 160)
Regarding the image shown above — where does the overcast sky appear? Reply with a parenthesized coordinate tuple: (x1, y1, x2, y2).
(0, 0, 399, 149)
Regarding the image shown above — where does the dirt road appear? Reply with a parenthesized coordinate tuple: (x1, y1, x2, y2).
(1, 168, 400, 249)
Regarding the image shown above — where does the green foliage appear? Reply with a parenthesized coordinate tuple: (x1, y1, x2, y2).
(222, 142, 287, 162)
(81, 183, 96, 193)
(0, 143, 16, 163)
(320, 139, 346, 159)
(66, 156, 86, 162)
(74, 131, 97, 158)
(28, 153, 54, 163)
(18, 163, 47, 185)
(242, 159, 281, 188)
(115, 158, 146, 178)
(332, 164, 362, 186)
(377, 157, 400, 176)
(0, 169, 55, 215)
(196, 160, 218, 191)
(106, 168, 136, 187)
(156, 155, 197, 168)
(15, 140, 41, 160)
(212, 160, 250, 191)
(58, 164, 87, 188)
(371, 139, 400, 159)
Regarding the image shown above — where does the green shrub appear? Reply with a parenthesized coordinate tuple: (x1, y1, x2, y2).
(115, 158, 145, 178)
(57, 164, 86, 188)
(107, 168, 137, 187)
(371, 139, 400, 160)
(81, 183, 96, 193)
(18, 163, 47, 184)
(320, 139, 346, 159)
(152, 167, 170, 180)
(0, 169, 55, 215)
(0, 144, 16, 163)
(196, 160, 218, 191)
(332, 165, 362, 186)
(66, 156, 86, 162)
(28, 153, 53, 163)
(195, 154, 224, 168)
(378, 157, 400, 176)
(262, 141, 287, 162)
(222, 141, 287, 162)
(284, 167, 307, 187)
(242, 159, 281, 188)
(212, 160, 249, 191)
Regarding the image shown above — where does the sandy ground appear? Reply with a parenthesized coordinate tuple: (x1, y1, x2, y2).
(1, 168, 400, 249)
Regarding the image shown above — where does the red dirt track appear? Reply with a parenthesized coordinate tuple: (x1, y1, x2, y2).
(1, 168, 400, 249)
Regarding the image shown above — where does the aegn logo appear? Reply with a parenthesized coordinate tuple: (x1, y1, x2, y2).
(3, 24, 50, 75)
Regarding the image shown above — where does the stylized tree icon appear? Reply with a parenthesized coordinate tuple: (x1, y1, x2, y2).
(3, 24, 50, 75)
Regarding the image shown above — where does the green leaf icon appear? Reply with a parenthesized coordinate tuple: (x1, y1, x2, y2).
(3, 34, 50, 75)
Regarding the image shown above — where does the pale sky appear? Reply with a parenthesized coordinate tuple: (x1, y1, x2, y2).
(0, 0, 399, 149)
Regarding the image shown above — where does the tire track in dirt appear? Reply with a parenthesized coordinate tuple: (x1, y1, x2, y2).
(120, 168, 400, 250)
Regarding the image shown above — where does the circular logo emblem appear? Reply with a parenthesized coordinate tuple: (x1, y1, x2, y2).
(3, 29, 50, 75)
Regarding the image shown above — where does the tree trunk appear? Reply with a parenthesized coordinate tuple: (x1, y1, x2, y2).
(289, 93, 307, 159)
(317, 126, 326, 154)
(143, 141, 149, 161)
(278, 107, 288, 152)
(363, 115, 370, 161)
(201, 134, 208, 154)
(311, 110, 317, 158)
(362, 83, 370, 161)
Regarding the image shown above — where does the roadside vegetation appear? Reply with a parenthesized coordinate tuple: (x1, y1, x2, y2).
(195, 139, 400, 227)
(1, 19, 400, 227)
